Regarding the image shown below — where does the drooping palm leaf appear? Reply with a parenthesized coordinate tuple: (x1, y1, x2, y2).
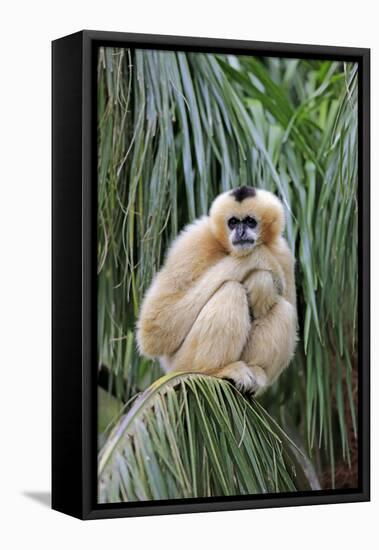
(98, 373, 317, 502)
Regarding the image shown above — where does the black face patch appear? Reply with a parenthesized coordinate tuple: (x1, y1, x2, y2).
(230, 186, 256, 202)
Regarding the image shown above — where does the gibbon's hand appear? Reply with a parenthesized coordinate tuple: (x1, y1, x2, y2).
(243, 269, 281, 319)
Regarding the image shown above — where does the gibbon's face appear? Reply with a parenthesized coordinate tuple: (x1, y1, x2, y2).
(227, 213, 258, 253)
(209, 186, 285, 257)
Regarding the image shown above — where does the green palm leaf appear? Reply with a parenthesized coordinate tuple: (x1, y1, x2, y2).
(99, 373, 317, 503)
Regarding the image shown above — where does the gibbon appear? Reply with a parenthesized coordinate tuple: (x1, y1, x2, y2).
(136, 186, 297, 394)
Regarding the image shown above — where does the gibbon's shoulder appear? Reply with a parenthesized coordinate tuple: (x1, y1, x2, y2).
(164, 216, 225, 274)
(165, 217, 211, 259)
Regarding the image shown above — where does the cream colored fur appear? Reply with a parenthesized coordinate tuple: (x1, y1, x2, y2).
(136, 188, 297, 394)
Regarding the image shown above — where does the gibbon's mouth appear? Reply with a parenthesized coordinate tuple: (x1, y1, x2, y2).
(233, 238, 255, 247)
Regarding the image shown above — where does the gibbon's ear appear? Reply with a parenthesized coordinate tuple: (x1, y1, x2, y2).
(256, 189, 285, 244)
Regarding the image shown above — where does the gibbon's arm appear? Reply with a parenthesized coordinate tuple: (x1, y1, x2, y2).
(137, 253, 254, 358)
(245, 243, 286, 291)
(242, 243, 286, 319)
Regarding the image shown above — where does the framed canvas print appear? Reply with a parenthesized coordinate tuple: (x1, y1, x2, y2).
(52, 30, 370, 520)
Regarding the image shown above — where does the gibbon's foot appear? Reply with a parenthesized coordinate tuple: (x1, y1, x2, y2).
(217, 361, 268, 395)
(248, 365, 268, 396)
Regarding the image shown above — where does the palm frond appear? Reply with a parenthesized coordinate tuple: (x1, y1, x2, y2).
(98, 373, 317, 502)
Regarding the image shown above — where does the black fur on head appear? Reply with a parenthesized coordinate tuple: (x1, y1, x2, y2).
(230, 186, 256, 202)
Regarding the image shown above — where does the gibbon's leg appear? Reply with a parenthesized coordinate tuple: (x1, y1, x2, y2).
(137, 255, 255, 359)
(241, 297, 297, 394)
(171, 281, 254, 386)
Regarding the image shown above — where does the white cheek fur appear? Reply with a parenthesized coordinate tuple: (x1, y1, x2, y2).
(246, 227, 258, 241)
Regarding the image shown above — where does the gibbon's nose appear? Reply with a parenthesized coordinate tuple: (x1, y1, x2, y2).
(235, 224, 246, 239)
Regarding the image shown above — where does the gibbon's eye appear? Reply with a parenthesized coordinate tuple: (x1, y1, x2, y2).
(245, 216, 257, 228)
(228, 217, 239, 229)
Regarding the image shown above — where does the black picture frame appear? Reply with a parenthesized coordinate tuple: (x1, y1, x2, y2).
(52, 30, 370, 520)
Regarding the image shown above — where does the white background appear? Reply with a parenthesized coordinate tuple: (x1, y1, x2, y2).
(0, 1, 376, 548)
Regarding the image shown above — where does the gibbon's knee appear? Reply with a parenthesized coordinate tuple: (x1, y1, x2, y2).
(172, 281, 251, 372)
(241, 297, 297, 385)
